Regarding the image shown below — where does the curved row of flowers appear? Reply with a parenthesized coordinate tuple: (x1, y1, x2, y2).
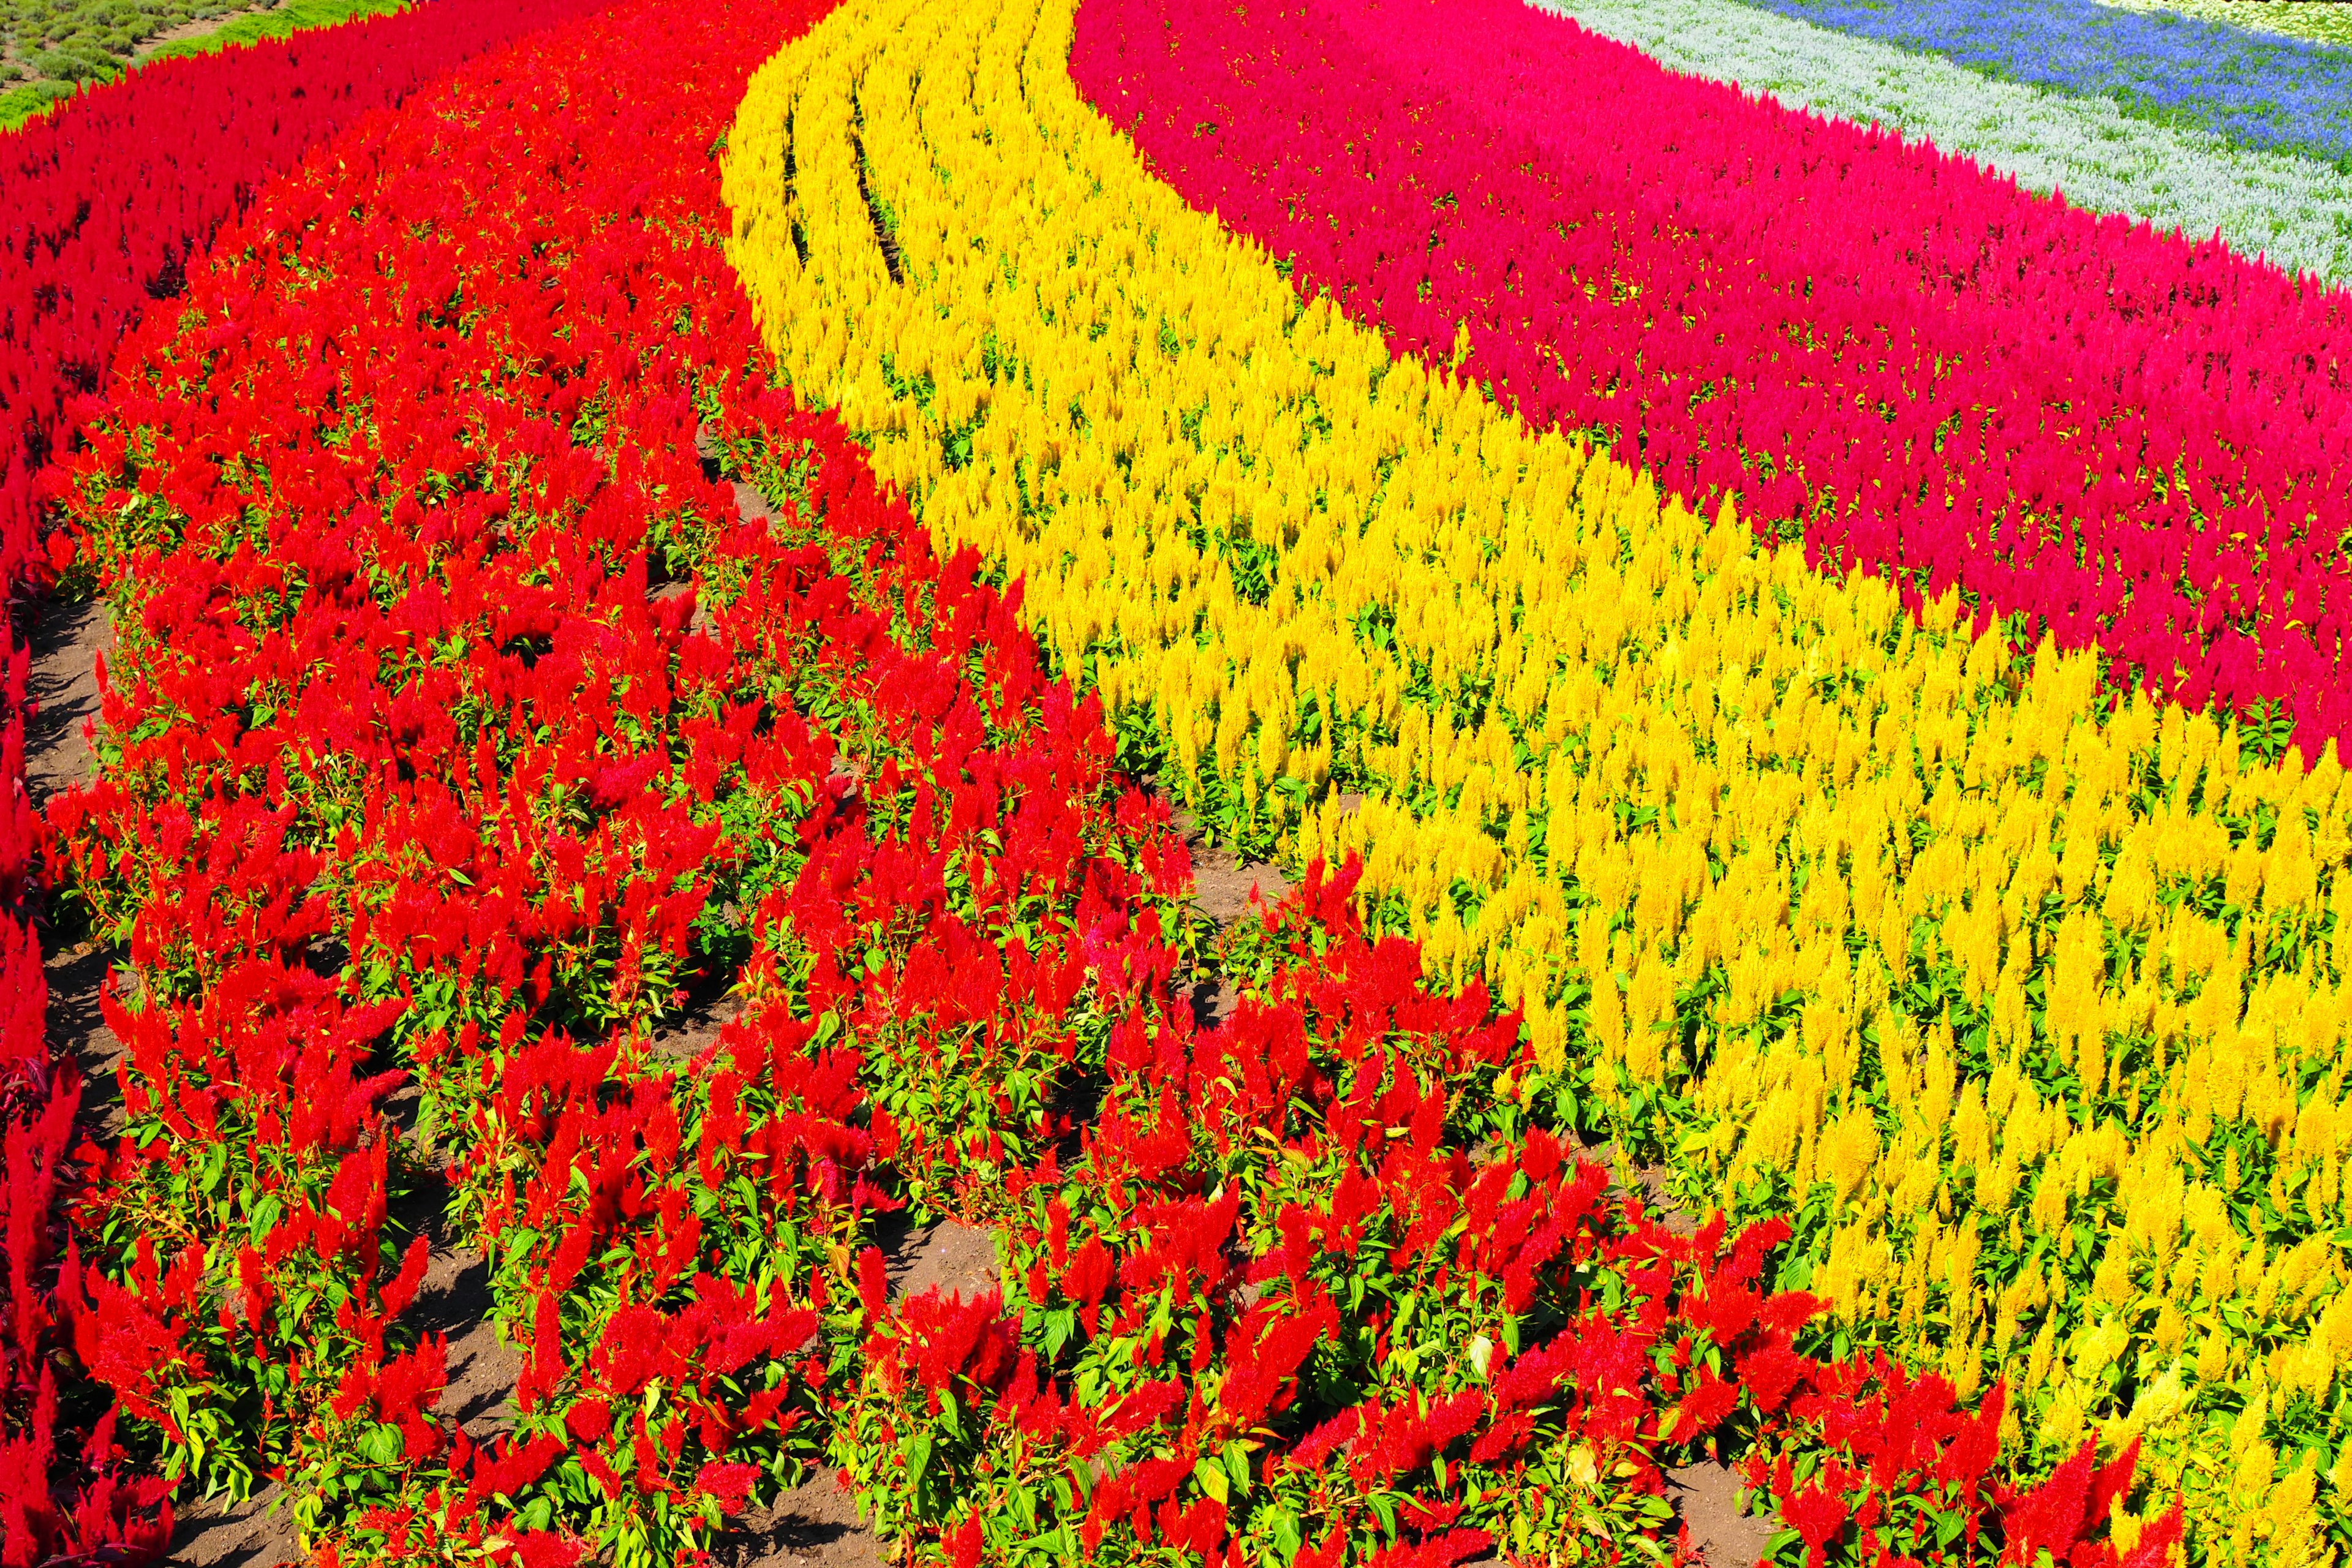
(43, 0, 1150, 1549)
(722, 0, 2352, 1562)
(1096, 0, 2352, 758)
(0, 0, 613, 1554)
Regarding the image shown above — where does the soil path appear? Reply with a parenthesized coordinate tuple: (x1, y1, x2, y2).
(132, 3, 286, 64)
(26, 594, 296, 1564)
(29, 596, 123, 1103)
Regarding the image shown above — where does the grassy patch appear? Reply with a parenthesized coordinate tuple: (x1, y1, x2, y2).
(2100, 0, 2352, 50)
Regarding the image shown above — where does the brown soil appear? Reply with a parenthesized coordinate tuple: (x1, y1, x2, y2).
(719, 1472, 886, 1568)
(171, 1483, 298, 1568)
(419, 1238, 518, 1441)
(24, 595, 107, 807)
(650, 988, 748, 1064)
(1669, 1457, 1782, 1568)
(1578, 1140, 1701, 1239)
(1169, 803, 1291, 1027)
(30, 596, 125, 1128)
(731, 477, 782, 527)
(1179, 814, 1292, 927)
(888, 1217, 998, 1303)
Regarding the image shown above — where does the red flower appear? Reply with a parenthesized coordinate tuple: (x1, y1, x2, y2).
(1784, 1476, 1853, 1568)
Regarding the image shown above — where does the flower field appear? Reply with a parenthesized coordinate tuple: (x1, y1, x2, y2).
(1, 0, 2347, 1564)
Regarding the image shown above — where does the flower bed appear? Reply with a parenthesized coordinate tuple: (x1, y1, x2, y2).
(0, 0, 405, 131)
(0, 0, 608, 1553)
(2099, 0, 2352, 51)
(723, 0, 2352, 1559)
(22, 0, 2195, 1560)
(1074, 0, 2352, 762)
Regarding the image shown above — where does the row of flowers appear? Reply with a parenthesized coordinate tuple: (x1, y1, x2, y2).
(1728, 0, 2352, 168)
(26, 0, 2180, 1561)
(1543, 0, 2352, 287)
(0, 0, 609, 1556)
(40, 0, 902, 1552)
(723, 0, 2352, 1562)
(37, 0, 1066, 1550)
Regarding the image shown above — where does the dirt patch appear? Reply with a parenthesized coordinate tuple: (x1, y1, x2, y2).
(719, 1471, 886, 1568)
(1579, 1141, 1701, 1237)
(416, 1242, 518, 1441)
(379, 1154, 521, 1442)
(887, 1218, 997, 1303)
(169, 1481, 298, 1568)
(1190, 852, 1291, 926)
(132, 2, 281, 63)
(1162, 799, 1288, 1026)
(1670, 1457, 1782, 1568)
(650, 988, 747, 1065)
(26, 595, 110, 808)
(1183, 820, 1291, 929)
(437, 1308, 523, 1441)
(42, 939, 123, 1101)
(732, 478, 782, 527)
(30, 595, 124, 1113)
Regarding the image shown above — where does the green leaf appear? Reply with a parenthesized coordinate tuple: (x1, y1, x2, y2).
(360, 1423, 403, 1465)
(903, 1431, 933, 1489)
(1268, 1505, 1303, 1563)
(1193, 1456, 1229, 1505)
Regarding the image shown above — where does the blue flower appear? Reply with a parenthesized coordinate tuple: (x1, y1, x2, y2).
(1731, 0, 2352, 168)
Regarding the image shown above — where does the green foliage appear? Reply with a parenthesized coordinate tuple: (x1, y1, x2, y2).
(2108, 0, 2352, 50)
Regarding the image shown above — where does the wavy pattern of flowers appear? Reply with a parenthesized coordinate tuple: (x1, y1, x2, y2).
(8, 0, 2207, 1561)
